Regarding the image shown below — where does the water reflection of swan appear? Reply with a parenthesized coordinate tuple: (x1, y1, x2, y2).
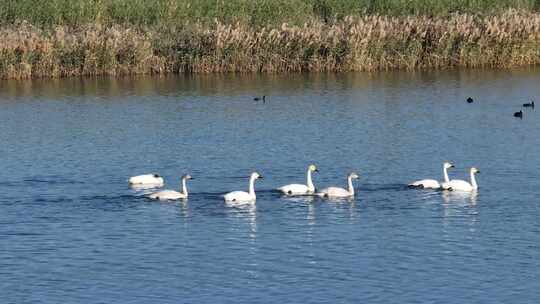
(324, 196, 356, 204)
(305, 203, 317, 265)
(325, 196, 357, 221)
(283, 195, 315, 204)
(409, 162, 454, 189)
(278, 164, 318, 196)
(226, 203, 258, 240)
(442, 190, 478, 206)
(177, 200, 191, 218)
(441, 190, 479, 233)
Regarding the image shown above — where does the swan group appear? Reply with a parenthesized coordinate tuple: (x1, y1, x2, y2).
(410, 164, 480, 192)
(441, 167, 480, 192)
(129, 162, 479, 202)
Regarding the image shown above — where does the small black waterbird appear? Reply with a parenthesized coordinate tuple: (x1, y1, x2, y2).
(467, 97, 474, 103)
(523, 101, 534, 108)
(254, 95, 266, 103)
(514, 110, 523, 118)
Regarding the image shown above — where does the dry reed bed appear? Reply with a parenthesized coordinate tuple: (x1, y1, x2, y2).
(1, 10, 539, 79)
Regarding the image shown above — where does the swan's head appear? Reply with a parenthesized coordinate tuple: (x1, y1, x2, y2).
(182, 174, 193, 180)
(444, 162, 455, 169)
(251, 172, 263, 180)
(349, 172, 360, 180)
(308, 164, 319, 172)
(470, 167, 480, 174)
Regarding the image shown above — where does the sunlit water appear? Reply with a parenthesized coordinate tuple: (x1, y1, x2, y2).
(1, 69, 540, 303)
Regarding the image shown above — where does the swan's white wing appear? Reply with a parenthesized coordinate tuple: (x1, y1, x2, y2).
(442, 180, 473, 191)
(129, 174, 164, 186)
(278, 184, 311, 195)
(149, 190, 184, 200)
(409, 179, 440, 189)
(224, 191, 255, 202)
(317, 187, 351, 198)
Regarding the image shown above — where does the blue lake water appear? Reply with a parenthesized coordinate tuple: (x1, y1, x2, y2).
(1, 69, 540, 303)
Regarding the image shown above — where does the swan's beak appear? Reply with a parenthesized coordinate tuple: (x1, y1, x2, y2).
(314, 169, 319, 173)
(258, 175, 264, 179)
(476, 170, 480, 173)
(450, 165, 455, 168)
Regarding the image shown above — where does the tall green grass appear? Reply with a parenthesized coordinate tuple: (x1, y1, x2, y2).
(1, 0, 539, 27)
(1, 1, 539, 78)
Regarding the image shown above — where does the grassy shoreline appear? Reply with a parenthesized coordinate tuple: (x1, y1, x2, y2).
(1, 9, 539, 79)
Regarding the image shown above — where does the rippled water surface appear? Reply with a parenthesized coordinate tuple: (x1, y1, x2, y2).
(1, 69, 540, 303)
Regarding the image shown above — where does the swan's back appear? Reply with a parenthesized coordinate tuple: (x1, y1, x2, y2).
(278, 184, 311, 195)
(442, 179, 473, 191)
(408, 179, 440, 189)
(318, 187, 351, 198)
(129, 174, 164, 186)
(224, 191, 254, 202)
(149, 190, 184, 200)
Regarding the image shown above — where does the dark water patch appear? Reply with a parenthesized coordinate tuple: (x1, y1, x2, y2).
(23, 176, 84, 185)
(34, 197, 74, 204)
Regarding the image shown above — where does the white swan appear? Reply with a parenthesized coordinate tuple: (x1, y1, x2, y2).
(224, 172, 263, 203)
(277, 164, 318, 196)
(409, 162, 454, 189)
(441, 167, 480, 192)
(148, 175, 193, 200)
(317, 172, 359, 199)
(128, 173, 164, 187)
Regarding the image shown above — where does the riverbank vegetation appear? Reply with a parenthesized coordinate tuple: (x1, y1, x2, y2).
(1, 1, 539, 79)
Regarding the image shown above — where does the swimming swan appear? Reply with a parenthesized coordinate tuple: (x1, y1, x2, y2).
(277, 164, 319, 196)
(441, 167, 480, 192)
(128, 174, 164, 187)
(148, 175, 193, 200)
(409, 162, 454, 189)
(224, 172, 263, 203)
(317, 172, 359, 199)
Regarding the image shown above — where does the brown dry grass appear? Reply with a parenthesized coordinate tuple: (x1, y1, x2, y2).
(1, 9, 539, 79)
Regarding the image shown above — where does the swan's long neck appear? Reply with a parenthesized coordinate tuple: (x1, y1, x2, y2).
(470, 172, 478, 189)
(306, 170, 315, 191)
(347, 177, 355, 196)
(249, 176, 256, 196)
(443, 166, 450, 183)
(181, 178, 188, 195)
